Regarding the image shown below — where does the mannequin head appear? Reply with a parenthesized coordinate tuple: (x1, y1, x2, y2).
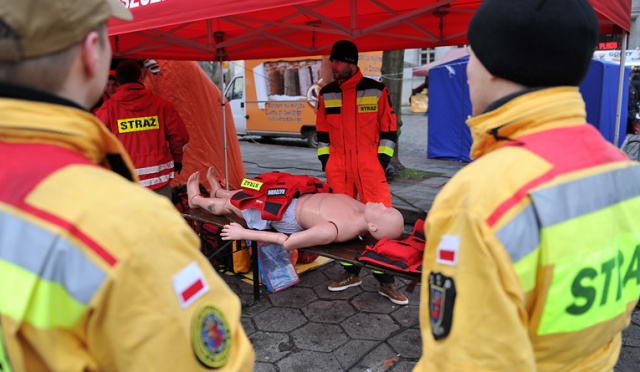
(364, 202, 404, 240)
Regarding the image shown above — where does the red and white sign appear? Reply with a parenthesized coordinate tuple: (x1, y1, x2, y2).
(436, 235, 460, 266)
(173, 262, 210, 308)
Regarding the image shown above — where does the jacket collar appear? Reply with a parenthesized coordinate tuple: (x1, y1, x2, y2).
(0, 91, 138, 181)
(337, 68, 363, 90)
(466, 87, 587, 160)
(0, 82, 86, 110)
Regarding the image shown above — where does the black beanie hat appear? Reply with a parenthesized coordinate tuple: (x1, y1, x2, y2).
(468, 0, 599, 87)
(330, 40, 359, 65)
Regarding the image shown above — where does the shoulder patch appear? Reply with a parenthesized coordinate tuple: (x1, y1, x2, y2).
(173, 262, 210, 308)
(435, 235, 460, 266)
(191, 304, 232, 368)
(429, 272, 456, 340)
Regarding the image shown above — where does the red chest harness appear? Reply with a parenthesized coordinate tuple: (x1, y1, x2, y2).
(357, 219, 425, 274)
(229, 172, 332, 221)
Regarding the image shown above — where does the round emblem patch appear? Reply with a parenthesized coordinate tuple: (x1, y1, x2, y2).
(191, 304, 232, 368)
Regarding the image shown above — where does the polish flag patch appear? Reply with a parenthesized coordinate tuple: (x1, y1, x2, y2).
(436, 235, 460, 266)
(173, 262, 210, 308)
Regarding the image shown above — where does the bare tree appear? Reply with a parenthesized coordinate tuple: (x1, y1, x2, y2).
(381, 49, 405, 171)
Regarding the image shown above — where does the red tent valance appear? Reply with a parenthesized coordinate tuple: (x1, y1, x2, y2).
(109, 0, 630, 61)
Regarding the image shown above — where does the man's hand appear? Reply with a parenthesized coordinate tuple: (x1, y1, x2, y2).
(174, 162, 183, 174)
(378, 154, 391, 170)
(221, 222, 247, 241)
(318, 154, 329, 172)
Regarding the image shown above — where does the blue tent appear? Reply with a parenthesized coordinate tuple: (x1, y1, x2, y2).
(427, 58, 630, 162)
(427, 56, 472, 162)
(580, 60, 631, 147)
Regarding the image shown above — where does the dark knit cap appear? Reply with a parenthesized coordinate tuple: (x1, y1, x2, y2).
(468, 0, 599, 87)
(330, 40, 359, 65)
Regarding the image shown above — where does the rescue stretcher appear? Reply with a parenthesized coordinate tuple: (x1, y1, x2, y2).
(181, 208, 421, 301)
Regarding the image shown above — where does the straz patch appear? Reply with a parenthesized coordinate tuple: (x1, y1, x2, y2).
(191, 304, 232, 369)
(357, 104, 378, 113)
(173, 262, 210, 309)
(266, 188, 287, 196)
(117, 115, 159, 133)
(240, 178, 263, 191)
(429, 272, 456, 340)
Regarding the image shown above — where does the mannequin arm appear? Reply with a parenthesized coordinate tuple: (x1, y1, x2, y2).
(221, 222, 339, 250)
(221, 222, 288, 246)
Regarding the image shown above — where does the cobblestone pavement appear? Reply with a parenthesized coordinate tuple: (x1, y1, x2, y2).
(229, 111, 640, 371)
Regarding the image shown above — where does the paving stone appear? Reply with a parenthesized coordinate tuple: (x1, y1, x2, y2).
(346, 343, 397, 372)
(350, 291, 402, 314)
(249, 331, 292, 363)
(269, 286, 317, 308)
(341, 313, 400, 340)
(240, 316, 256, 336)
(296, 268, 330, 288)
(253, 362, 277, 372)
(403, 284, 422, 306)
(387, 328, 422, 359)
(302, 300, 356, 323)
(390, 304, 421, 327)
(615, 348, 640, 372)
(359, 275, 383, 292)
(253, 307, 307, 332)
(621, 312, 640, 348)
(277, 350, 343, 371)
(239, 295, 273, 317)
(291, 323, 349, 352)
(333, 339, 379, 369)
(390, 360, 419, 372)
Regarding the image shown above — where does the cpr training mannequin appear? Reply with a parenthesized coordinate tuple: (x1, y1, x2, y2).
(187, 168, 404, 250)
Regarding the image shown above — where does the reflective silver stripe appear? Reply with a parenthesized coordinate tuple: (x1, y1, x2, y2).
(322, 92, 341, 101)
(318, 142, 330, 148)
(135, 160, 174, 176)
(495, 204, 540, 264)
(0, 210, 107, 304)
(139, 172, 173, 187)
(531, 166, 640, 228)
(357, 88, 382, 99)
(495, 165, 640, 264)
(379, 139, 396, 150)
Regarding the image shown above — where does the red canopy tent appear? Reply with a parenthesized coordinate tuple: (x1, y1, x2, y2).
(107, 0, 631, 176)
(109, 0, 629, 61)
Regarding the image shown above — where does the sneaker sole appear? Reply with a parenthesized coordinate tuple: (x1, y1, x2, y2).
(327, 281, 362, 292)
(378, 290, 409, 305)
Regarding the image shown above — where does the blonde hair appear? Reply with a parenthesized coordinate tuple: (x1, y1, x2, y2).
(0, 23, 107, 92)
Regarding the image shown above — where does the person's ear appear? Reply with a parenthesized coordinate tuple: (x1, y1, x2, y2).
(368, 223, 378, 233)
(81, 31, 102, 78)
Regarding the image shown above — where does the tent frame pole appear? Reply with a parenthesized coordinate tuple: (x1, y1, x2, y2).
(219, 58, 229, 190)
(615, 32, 629, 147)
(214, 28, 230, 191)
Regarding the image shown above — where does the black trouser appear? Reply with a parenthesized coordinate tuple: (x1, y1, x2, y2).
(153, 183, 173, 200)
(341, 262, 394, 284)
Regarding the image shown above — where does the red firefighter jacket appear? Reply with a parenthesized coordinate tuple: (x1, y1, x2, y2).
(95, 83, 189, 190)
(316, 69, 397, 206)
